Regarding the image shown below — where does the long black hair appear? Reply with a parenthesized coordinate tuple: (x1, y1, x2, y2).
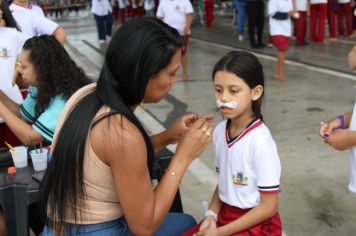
(0, 0, 20, 30)
(212, 51, 264, 117)
(22, 35, 91, 117)
(40, 17, 183, 227)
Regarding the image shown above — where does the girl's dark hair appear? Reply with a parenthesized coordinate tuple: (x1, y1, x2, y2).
(0, 0, 20, 30)
(212, 51, 264, 117)
(22, 35, 91, 118)
(40, 17, 183, 226)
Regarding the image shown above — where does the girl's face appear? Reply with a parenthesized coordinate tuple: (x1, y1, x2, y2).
(18, 50, 38, 86)
(214, 70, 262, 120)
(144, 50, 181, 103)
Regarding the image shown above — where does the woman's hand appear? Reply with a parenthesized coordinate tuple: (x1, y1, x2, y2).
(166, 113, 214, 144)
(198, 216, 217, 234)
(175, 117, 213, 162)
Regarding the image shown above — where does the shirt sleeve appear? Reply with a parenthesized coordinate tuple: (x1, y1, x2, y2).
(253, 137, 281, 193)
(185, 0, 194, 14)
(20, 87, 37, 123)
(32, 14, 59, 36)
(32, 95, 66, 142)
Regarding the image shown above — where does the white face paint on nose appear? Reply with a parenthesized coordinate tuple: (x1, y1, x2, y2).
(216, 99, 238, 109)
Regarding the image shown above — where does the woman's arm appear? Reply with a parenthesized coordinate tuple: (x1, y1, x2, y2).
(91, 115, 212, 236)
(205, 193, 278, 236)
(0, 101, 44, 144)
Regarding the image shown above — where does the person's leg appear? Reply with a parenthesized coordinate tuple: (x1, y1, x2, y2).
(256, 1, 265, 46)
(295, 11, 304, 45)
(105, 12, 113, 38)
(301, 11, 308, 43)
(318, 4, 327, 42)
(327, 0, 337, 39)
(245, 2, 257, 47)
(276, 51, 286, 81)
(181, 35, 190, 79)
(94, 14, 106, 41)
(338, 4, 345, 36)
(153, 213, 197, 236)
(310, 4, 317, 41)
(236, 1, 246, 38)
(345, 2, 353, 36)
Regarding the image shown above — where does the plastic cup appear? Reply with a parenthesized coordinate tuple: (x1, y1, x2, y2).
(30, 149, 48, 172)
(9, 146, 28, 168)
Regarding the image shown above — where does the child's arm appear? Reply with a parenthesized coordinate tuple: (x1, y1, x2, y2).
(319, 112, 352, 138)
(202, 193, 278, 236)
(199, 185, 223, 233)
(324, 129, 356, 151)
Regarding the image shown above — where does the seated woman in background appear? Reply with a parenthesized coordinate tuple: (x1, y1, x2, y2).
(0, 35, 91, 146)
(40, 17, 214, 235)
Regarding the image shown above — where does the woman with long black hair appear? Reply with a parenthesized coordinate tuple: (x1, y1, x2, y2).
(40, 17, 214, 235)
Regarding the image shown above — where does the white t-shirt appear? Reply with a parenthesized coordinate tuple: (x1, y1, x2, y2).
(268, 0, 293, 37)
(296, 0, 307, 11)
(91, 0, 112, 16)
(156, 0, 194, 36)
(348, 101, 356, 194)
(310, 0, 327, 4)
(0, 28, 29, 123)
(117, 0, 126, 9)
(213, 118, 281, 209)
(10, 6, 59, 37)
(10, 3, 45, 17)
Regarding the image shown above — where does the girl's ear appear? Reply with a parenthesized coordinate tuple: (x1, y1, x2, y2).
(251, 85, 263, 101)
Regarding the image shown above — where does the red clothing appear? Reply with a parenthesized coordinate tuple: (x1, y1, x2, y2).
(294, 10, 308, 44)
(327, 0, 338, 38)
(338, 2, 353, 36)
(0, 123, 22, 148)
(204, 0, 214, 28)
(180, 203, 282, 236)
(271, 35, 290, 52)
(310, 3, 328, 42)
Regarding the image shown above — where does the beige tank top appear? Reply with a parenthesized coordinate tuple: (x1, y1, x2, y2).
(51, 83, 123, 224)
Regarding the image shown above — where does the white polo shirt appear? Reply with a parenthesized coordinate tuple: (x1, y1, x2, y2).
(0, 28, 29, 123)
(347, 101, 356, 194)
(156, 0, 194, 36)
(10, 6, 59, 37)
(268, 0, 293, 37)
(296, 0, 308, 11)
(337, 0, 351, 4)
(91, 0, 112, 16)
(213, 118, 281, 209)
(10, 3, 45, 17)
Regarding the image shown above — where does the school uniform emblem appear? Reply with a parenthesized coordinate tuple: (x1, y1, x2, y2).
(0, 48, 10, 57)
(232, 171, 248, 186)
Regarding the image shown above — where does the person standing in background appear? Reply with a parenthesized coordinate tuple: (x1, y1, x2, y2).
(245, 0, 266, 48)
(157, 0, 194, 80)
(91, 0, 113, 44)
(310, 0, 327, 42)
(144, 0, 155, 17)
(9, 0, 67, 44)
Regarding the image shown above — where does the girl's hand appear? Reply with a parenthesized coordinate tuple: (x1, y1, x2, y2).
(175, 117, 213, 162)
(324, 129, 352, 151)
(319, 118, 342, 138)
(198, 216, 217, 233)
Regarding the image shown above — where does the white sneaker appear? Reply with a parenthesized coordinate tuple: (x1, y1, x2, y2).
(106, 36, 111, 43)
(99, 39, 105, 44)
(238, 35, 244, 42)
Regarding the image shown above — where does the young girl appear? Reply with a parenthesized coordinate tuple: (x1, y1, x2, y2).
(268, 0, 296, 81)
(182, 51, 282, 235)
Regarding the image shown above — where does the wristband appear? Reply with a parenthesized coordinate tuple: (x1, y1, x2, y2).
(205, 209, 218, 221)
(336, 115, 345, 129)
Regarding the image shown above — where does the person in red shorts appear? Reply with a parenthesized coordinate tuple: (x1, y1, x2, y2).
(268, 0, 296, 81)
